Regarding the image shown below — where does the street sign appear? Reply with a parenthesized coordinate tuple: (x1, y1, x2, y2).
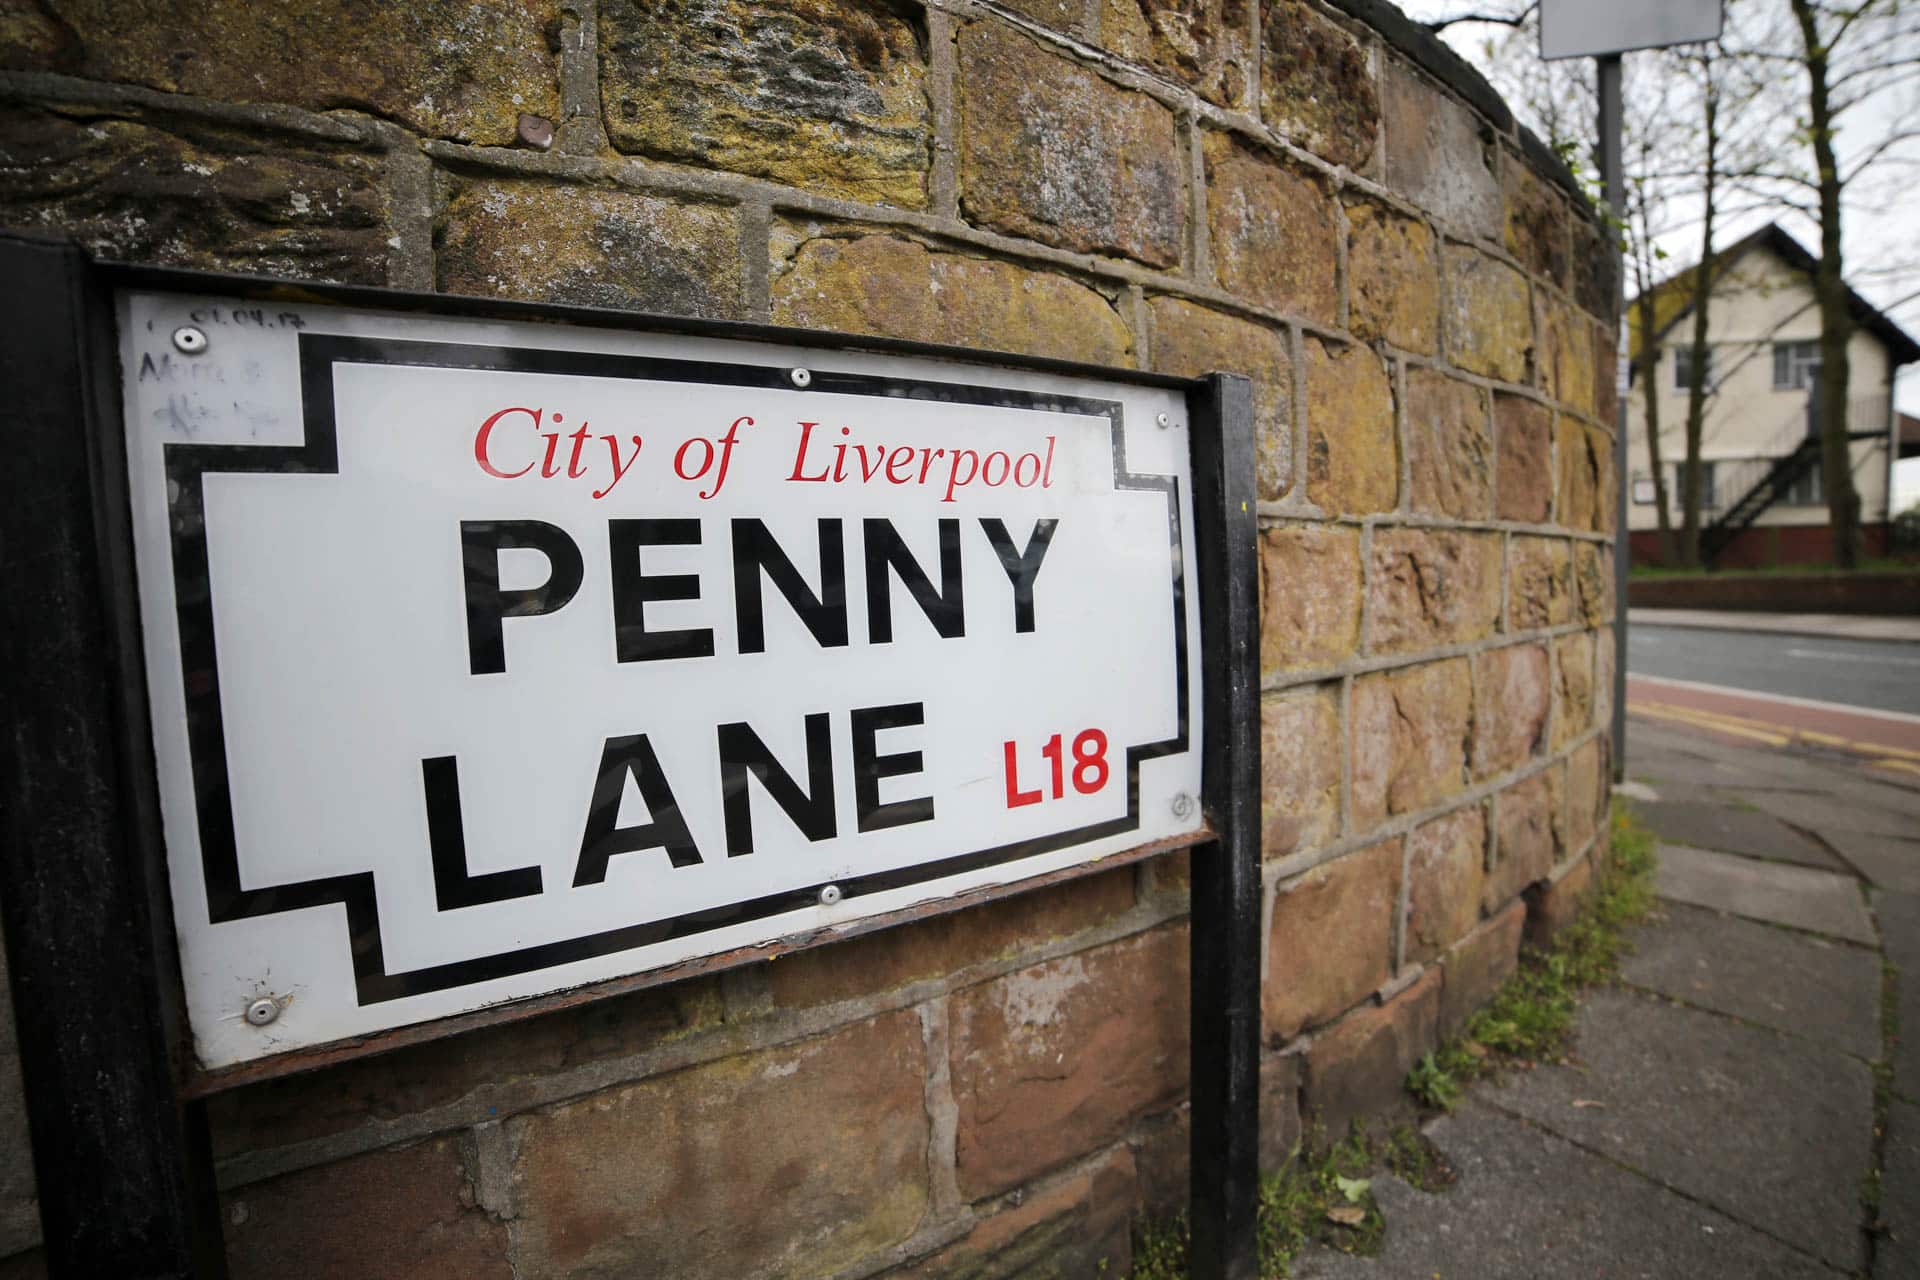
(1540, 0, 1723, 60)
(116, 291, 1207, 1072)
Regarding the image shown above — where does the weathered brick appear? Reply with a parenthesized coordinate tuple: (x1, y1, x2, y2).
(510, 1010, 928, 1279)
(772, 229, 1134, 366)
(1150, 298, 1292, 499)
(1003, 0, 1085, 32)
(1566, 737, 1606, 850)
(1539, 300, 1595, 412)
(1404, 805, 1487, 965)
(1553, 631, 1595, 752)
(1556, 416, 1604, 532)
(1261, 1052, 1305, 1170)
(1574, 541, 1612, 625)
(899, 1148, 1136, 1278)
(767, 866, 1136, 1008)
(1305, 339, 1397, 515)
(1130, 1107, 1192, 1218)
(1569, 213, 1619, 319)
(602, 0, 930, 207)
(1594, 320, 1621, 425)
(0, 107, 389, 284)
(1526, 856, 1593, 949)
(1493, 394, 1554, 524)
(223, 1139, 509, 1280)
(1502, 153, 1568, 286)
(438, 180, 741, 318)
(1508, 536, 1573, 631)
(1590, 427, 1617, 533)
(1595, 626, 1616, 731)
(1107, 0, 1253, 108)
(1266, 841, 1401, 1041)
(1405, 368, 1491, 519)
(1203, 131, 1339, 323)
(1365, 530, 1501, 655)
(1351, 659, 1472, 829)
(1473, 643, 1549, 779)
(0, 0, 558, 145)
(1438, 899, 1524, 1037)
(1260, 684, 1343, 860)
(1485, 770, 1560, 912)
(1345, 201, 1439, 353)
(951, 926, 1188, 1198)
(1260, 0, 1377, 170)
(1260, 525, 1361, 672)
(1379, 61, 1500, 239)
(1303, 967, 1440, 1135)
(959, 21, 1182, 265)
(1445, 245, 1533, 383)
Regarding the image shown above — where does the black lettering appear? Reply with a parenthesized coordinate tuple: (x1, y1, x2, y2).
(864, 519, 965, 644)
(731, 519, 849, 654)
(421, 756, 544, 910)
(979, 518, 1058, 634)
(609, 519, 715, 663)
(851, 702, 934, 833)
(574, 734, 702, 884)
(460, 520, 584, 675)
(718, 714, 836, 855)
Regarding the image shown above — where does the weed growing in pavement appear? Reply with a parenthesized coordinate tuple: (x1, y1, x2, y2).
(1407, 800, 1659, 1112)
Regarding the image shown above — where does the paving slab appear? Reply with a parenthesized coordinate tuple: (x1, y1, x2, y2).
(1878, 890, 1920, 1104)
(1879, 1099, 1920, 1278)
(1293, 1100, 1833, 1280)
(1719, 788, 1920, 842)
(1482, 989, 1872, 1272)
(1657, 843, 1877, 944)
(1625, 744, 1827, 796)
(1824, 830, 1920, 894)
(1622, 901, 1882, 1060)
(1636, 799, 1844, 869)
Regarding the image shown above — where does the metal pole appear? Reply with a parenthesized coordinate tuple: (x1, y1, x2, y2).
(1188, 373, 1261, 1280)
(1599, 54, 1630, 783)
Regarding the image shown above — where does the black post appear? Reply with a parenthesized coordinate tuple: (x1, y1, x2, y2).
(0, 236, 227, 1277)
(1599, 52, 1630, 781)
(1187, 372, 1262, 1280)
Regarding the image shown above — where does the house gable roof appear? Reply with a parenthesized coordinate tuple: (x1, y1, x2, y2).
(1628, 222, 1920, 368)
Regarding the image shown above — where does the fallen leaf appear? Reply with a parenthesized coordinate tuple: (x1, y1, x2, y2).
(1465, 1042, 1489, 1059)
(1572, 1099, 1606, 1109)
(1334, 1174, 1371, 1202)
(1326, 1205, 1366, 1226)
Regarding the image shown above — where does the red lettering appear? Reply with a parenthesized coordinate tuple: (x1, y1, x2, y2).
(1040, 436, 1057, 488)
(982, 450, 1011, 486)
(1014, 452, 1041, 487)
(474, 406, 539, 479)
(788, 422, 830, 482)
(1003, 740, 1042, 808)
(944, 450, 980, 503)
(886, 446, 916, 484)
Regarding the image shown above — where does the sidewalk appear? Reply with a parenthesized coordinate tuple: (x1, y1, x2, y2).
(1296, 713, 1920, 1278)
(1630, 607, 1920, 643)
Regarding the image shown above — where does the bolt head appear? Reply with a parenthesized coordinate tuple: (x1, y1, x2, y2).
(818, 883, 843, 906)
(789, 367, 812, 388)
(1171, 792, 1194, 819)
(1156, 412, 1171, 428)
(172, 326, 208, 355)
(244, 997, 279, 1027)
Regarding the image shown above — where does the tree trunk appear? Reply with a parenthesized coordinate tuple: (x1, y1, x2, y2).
(1791, 0, 1863, 568)
(1678, 72, 1719, 569)
(1635, 284, 1675, 564)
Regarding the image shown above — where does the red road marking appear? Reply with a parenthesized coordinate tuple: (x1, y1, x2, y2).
(1627, 673, 1920, 759)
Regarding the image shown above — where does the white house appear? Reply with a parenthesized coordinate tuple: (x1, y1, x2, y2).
(1626, 223, 1919, 567)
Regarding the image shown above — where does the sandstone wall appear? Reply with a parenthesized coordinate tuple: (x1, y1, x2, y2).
(0, 0, 1617, 1274)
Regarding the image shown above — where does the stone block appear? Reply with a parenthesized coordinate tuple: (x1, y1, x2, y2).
(602, 0, 930, 207)
(0, 0, 559, 145)
(1508, 536, 1573, 631)
(1379, 61, 1500, 240)
(1539, 300, 1595, 413)
(1566, 736, 1606, 850)
(1259, 684, 1344, 860)
(767, 866, 1136, 1008)
(950, 926, 1188, 1198)
(1404, 804, 1488, 965)
(1303, 967, 1440, 1137)
(1259, 525, 1361, 673)
(1493, 394, 1553, 524)
(1569, 214, 1619, 319)
(1107, 0, 1254, 108)
(1150, 298, 1292, 499)
(1304, 339, 1397, 515)
(1472, 643, 1549, 780)
(1445, 245, 1533, 383)
(1501, 153, 1568, 287)
(438, 180, 742, 318)
(0, 108, 389, 284)
(1589, 428, 1616, 533)
(1260, 0, 1378, 170)
(1594, 322, 1620, 425)
(1525, 856, 1593, 949)
(1004, 0, 1086, 33)
(1261, 1051, 1306, 1169)
(1365, 529, 1501, 655)
(1130, 1106, 1191, 1218)
(1573, 542, 1612, 625)
(772, 228, 1134, 366)
(509, 1010, 928, 1279)
(1351, 659, 1472, 830)
(223, 1138, 509, 1280)
(1595, 626, 1615, 731)
(1556, 416, 1608, 533)
(1553, 631, 1595, 752)
(1438, 898, 1524, 1037)
(1345, 201, 1439, 353)
(899, 1148, 1136, 1278)
(1203, 131, 1339, 324)
(1485, 770, 1561, 912)
(1266, 840, 1401, 1041)
(959, 21, 1184, 265)
(1405, 367, 1491, 519)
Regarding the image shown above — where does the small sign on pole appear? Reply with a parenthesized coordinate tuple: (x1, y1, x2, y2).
(1540, 0, 1724, 60)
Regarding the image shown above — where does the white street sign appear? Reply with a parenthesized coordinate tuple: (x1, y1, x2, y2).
(118, 293, 1205, 1071)
(1540, 0, 1723, 60)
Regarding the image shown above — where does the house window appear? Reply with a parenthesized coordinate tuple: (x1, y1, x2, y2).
(1787, 461, 1824, 506)
(1773, 340, 1819, 390)
(1632, 474, 1657, 505)
(1673, 344, 1715, 391)
(1672, 462, 1717, 509)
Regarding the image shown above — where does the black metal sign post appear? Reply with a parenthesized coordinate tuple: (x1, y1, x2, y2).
(0, 236, 1262, 1277)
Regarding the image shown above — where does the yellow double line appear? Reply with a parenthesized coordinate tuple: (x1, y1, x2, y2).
(1628, 697, 1920, 777)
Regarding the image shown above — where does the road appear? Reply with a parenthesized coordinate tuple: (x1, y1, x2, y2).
(1628, 625, 1920, 716)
